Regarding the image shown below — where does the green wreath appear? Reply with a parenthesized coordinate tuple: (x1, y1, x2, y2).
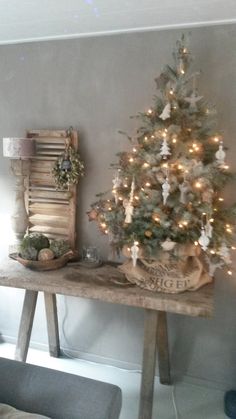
(52, 145, 85, 190)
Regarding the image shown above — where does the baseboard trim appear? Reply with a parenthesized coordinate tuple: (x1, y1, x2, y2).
(1, 335, 234, 391)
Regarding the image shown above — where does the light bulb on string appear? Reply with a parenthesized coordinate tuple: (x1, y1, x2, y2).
(195, 181, 202, 189)
(228, 270, 232, 276)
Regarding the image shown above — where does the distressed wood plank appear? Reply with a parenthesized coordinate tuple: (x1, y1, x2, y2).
(15, 290, 38, 362)
(157, 311, 171, 385)
(28, 189, 71, 200)
(0, 260, 214, 317)
(29, 203, 69, 215)
(27, 130, 68, 138)
(139, 309, 158, 419)
(29, 225, 68, 236)
(29, 214, 69, 228)
(30, 173, 55, 185)
(44, 293, 60, 357)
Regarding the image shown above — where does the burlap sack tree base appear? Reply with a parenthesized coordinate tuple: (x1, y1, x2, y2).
(119, 244, 212, 294)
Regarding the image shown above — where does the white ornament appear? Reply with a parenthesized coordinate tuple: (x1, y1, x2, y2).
(215, 142, 226, 166)
(161, 238, 176, 251)
(198, 227, 210, 251)
(112, 171, 122, 189)
(205, 255, 224, 277)
(162, 177, 170, 205)
(131, 241, 139, 267)
(130, 178, 135, 202)
(185, 90, 203, 112)
(159, 103, 171, 120)
(123, 200, 134, 224)
(192, 160, 204, 177)
(205, 220, 213, 238)
(179, 181, 189, 204)
(112, 171, 122, 204)
(160, 138, 171, 159)
(219, 243, 231, 264)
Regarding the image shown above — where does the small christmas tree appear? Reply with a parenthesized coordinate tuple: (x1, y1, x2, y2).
(89, 35, 236, 281)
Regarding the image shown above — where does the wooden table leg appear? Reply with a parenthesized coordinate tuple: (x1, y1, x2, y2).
(15, 290, 38, 362)
(44, 292, 60, 358)
(138, 309, 158, 419)
(157, 311, 171, 385)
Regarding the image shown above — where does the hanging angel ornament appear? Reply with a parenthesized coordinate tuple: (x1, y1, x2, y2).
(131, 241, 139, 267)
(159, 103, 171, 120)
(123, 199, 134, 224)
(179, 180, 189, 204)
(160, 138, 171, 159)
(185, 90, 203, 112)
(198, 227, 210, 251)
(215, 141, 226, 166)
(162, 177, 170, 205)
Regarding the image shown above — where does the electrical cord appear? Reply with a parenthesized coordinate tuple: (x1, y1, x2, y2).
(62, 296, 180, 418)
(172, 385, 180, 419)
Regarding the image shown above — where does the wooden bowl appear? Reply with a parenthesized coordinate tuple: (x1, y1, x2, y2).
(10, 250, 75, 271)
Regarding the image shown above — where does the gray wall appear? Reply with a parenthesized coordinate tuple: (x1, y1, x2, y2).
(0, 25, 236, 388)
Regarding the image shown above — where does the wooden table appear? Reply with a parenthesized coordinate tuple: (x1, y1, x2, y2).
(0, 258, 214, 419)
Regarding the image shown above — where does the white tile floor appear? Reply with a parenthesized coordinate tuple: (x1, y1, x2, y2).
(0, 342, 228, 419)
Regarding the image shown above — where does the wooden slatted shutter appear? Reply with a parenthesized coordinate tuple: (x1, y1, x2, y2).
(26, 129, 78, 250)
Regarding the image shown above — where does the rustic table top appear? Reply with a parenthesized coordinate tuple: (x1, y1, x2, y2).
(0, 258, 214, 318)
